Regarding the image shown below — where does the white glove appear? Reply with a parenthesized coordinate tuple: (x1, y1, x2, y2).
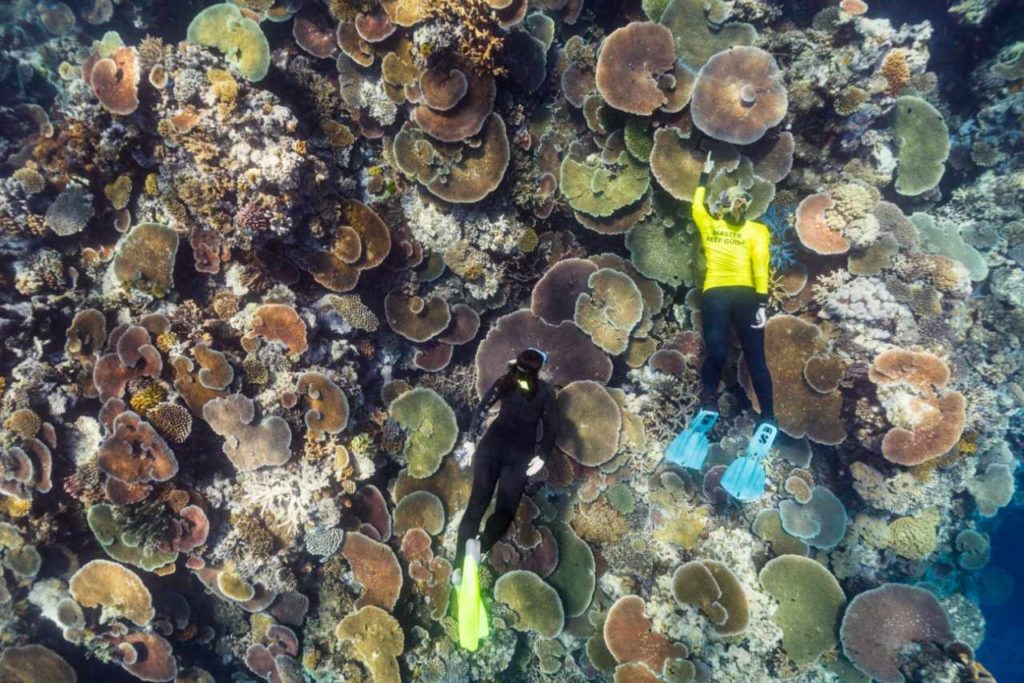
(751, 305, 767, 329)
(526, 456, 545, 476)
(454, 438, 475, 468)
(703, 151, 714, 174)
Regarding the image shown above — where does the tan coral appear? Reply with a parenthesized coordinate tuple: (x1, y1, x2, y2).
(70, 559, 155, 626)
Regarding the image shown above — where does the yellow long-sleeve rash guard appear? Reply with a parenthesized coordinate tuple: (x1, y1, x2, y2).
(692, 185, 772, 297)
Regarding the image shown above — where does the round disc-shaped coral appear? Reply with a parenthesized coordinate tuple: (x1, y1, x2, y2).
(691, 46, 788, 145)
(840, 584, 953, 683)
(187, 3, 270, 81)
(389, 388, 458, 478)
(595, 22, 676, 115)
(70, 559, 155, 626)
(759, 555, 846, 665)
(0, 645, 76, 683)
(493, 570, 565, 638)
(555, 380, 622, 467)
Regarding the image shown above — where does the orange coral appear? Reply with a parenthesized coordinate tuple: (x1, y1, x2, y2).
(880, 49, 911, 97)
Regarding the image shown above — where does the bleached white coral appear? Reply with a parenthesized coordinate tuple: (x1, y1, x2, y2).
(234, 462, 337, 539)
(821, 276, 908, 326)
(402, 189, 463, 252)
(356, 79, 398, 126)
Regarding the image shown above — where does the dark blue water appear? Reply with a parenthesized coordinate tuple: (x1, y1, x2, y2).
(977, 505, 1024, 678)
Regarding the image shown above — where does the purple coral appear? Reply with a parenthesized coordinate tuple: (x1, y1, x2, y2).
(840, 584, 954, 683)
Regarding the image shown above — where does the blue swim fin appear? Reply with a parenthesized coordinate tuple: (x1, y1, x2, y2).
(666, 409, 719, 469)
(721, 422, 778, 502)
(456, 540, 488, 651)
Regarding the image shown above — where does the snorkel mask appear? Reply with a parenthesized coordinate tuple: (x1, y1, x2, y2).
(515, 348, 547, 390)
(717, 186, 751, 223)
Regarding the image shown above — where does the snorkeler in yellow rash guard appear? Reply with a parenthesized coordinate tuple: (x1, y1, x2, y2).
(666, 152, 777, 500)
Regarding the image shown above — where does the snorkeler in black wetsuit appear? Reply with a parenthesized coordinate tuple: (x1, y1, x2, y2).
(452, 348, 559, 580)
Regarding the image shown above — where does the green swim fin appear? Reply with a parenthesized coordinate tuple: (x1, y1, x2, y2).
(457, 542, 488, 651)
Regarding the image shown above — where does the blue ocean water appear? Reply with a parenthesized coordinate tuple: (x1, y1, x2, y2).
(977, 505, 1024, 678)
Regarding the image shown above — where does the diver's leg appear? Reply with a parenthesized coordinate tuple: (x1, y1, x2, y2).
(454, 441, 501, 569)
(479, 457, 529, 554)
(700, 288, 732, 406)
(734, 289, 775, 421)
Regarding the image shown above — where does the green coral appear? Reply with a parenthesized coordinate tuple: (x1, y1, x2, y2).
(605, 483, 636, 514)
(759, 555, 846, 666)
(92, 30, 125, 58)
(706, 159, 775, 220)
(493, 570, 565, 638)
(625, 214, 701, 288)
(642, 0, 672, 21)
(911, 212, 988, 282)
(887, 510, 939, 560)
(892, 96, 949, 196)
(993, 42, 1024, 81)
(390, 387, 458, 479)
(659, 0, 757, 69)
(752, 509, 809, 557)
(547, 522, 596, 618)
(560, 151, 650, 218)
(623, 119, 654, 162)
(187, 3, 270, 82)
(87, 504, 177, 572)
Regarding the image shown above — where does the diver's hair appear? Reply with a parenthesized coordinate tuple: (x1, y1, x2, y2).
(496, 349, 545, 396)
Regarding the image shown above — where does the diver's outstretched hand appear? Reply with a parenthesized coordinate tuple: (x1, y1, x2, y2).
(454, 437, 475, 467)
(751, 305, 767, 329)
(526, 456, 544, 476)
(703, 150, 714, 174)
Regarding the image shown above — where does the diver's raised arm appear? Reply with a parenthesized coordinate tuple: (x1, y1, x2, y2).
(692, 151, 715, 231)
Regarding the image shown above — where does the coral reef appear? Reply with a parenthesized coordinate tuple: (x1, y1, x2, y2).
(0, 0, 1019, 680)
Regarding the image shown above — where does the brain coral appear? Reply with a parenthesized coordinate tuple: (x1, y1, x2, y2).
(690, 47, 788, 145)
(595, 22, 676, 115)
(187, 3, 270, 81)
(759, 555, 846, 665)
(892, 96, 949, 196)
(840, 583, 953, 683)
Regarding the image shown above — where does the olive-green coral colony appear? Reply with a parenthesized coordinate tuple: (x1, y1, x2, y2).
(0, 0, 1019, 681)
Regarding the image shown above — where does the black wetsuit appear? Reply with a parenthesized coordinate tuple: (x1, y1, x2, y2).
(454, 377, 559, 569)
(700, 287, 774, 421)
